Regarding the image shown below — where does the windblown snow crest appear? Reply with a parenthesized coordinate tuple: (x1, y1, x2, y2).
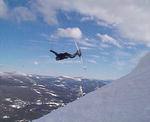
(34, 52, 150, 122)
(120, 52, 150, 80)
(131, 52, 150, 75)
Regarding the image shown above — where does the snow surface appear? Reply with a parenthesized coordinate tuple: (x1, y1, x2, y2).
(34, 52, 150, 122)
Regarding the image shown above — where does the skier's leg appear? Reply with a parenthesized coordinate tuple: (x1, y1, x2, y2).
(50, 50, 58, 56)
(69, 51, 78, 58)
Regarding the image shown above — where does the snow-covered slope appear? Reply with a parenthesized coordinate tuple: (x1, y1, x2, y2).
(34, 52, 150, 122)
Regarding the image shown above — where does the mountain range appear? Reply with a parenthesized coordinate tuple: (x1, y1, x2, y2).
(0, 72, 109, 122)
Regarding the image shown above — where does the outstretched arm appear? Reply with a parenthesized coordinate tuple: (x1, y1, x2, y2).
(50, 50, 58, 56)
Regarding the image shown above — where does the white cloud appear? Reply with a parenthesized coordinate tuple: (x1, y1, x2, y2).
(100, 43, 111, 48)
(123, 41, 137, 49)
(78, 40, 96, 47)
(77, 37, 97, 48)
(1, 0, 150, 46)
(0, 0, 7, 18)
(88, 59, 97, 64)
(11, 7, 36, 22)
(30, 0, 59, 25)
(97, 33, 121, 48)
(90, 55, 100, 58)
(96, 21, 113, 28)
(52, 27, 82, 39)
(100, 51, 110, 56)
(33, 61, 39, 65)
(80, 46, 91, 50)
(0, 0, 36, 22)
(116, 51, 132, 57)
(80, 16, 94, 22)
(30, 0, 150, 46)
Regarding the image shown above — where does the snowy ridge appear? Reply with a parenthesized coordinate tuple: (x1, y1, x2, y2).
(119, 52, 150, 81)
(0, 71, 106, 121)
(130, 52, 150, 76)
(34, 52, 150, 122)
(59, 76, 82, 81)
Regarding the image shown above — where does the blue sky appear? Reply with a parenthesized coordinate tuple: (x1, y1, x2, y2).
(0, 0, 150, 79)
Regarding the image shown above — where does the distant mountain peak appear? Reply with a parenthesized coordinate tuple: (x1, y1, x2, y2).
(0, 71, 27, 76)
(12, 71, 27, 76)
(58, 76, 82, 81)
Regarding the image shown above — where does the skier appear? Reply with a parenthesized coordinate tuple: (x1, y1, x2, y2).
(50, 50, 81, 61)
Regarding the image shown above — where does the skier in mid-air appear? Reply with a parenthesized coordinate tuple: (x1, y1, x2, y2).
(50, 50, 81, 61)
